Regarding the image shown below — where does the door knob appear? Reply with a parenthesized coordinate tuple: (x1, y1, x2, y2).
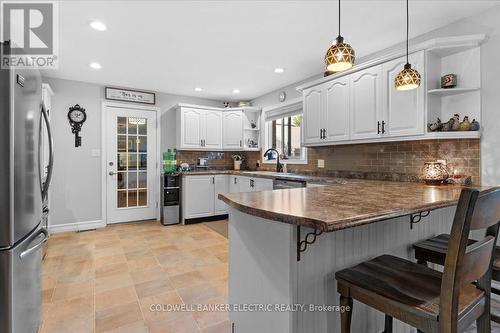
(109, 171, 117, 176)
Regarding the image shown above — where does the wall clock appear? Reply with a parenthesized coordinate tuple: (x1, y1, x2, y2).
(68, 104, 87, 147)
(279, 91, 287, 103)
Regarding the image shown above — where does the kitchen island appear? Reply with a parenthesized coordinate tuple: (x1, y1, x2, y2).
(219, 181, 474, 333)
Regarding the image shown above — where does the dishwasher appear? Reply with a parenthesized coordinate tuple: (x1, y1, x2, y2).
(273, 178, 307, 190)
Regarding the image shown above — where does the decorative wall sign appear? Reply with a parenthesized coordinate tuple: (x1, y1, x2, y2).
(105, 87, 156, 105)
(68, 104, 87, 147)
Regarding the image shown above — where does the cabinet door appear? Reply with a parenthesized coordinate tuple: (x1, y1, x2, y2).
(324, 77, 350, 142)
(383, 51, 425, 138)
(254, 178, 273, 192)
(180, 108, 203, 149)
(229, 176, 240, 193)
(350, 66, 383, 140)
(203, 110, 223, 149)
(302, 88, 323, 145)
(223, 111, 243, 149)
(183, 176, 214, 219)
(214, 175, 229, 215)
(238, 176, 253, 193)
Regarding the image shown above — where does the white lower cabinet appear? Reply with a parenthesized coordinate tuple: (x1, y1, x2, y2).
(184, 175, 274, 221)
(214, 175, 229, 215)
(183, 175, 229, 220)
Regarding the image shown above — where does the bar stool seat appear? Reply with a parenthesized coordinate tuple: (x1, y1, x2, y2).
(414, 234, 500, 281)
(336, 255, 484, 325)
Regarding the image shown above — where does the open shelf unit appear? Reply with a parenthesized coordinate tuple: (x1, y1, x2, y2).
(242, 107, 261, 151)
(425, 38, 482, 137)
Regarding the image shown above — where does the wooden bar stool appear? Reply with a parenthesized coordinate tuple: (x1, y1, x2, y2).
(335, 187, 500, 333)
(414, 235, 500, 323)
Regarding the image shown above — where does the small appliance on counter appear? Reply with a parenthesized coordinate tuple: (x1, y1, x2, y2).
(160, 173, 181, 226)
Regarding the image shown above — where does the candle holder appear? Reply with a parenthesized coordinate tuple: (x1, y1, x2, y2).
(421, 162, 449, 185)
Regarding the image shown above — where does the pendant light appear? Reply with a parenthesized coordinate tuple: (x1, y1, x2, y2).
(324, 0, 355, 72)
(395, 0, 421, 91)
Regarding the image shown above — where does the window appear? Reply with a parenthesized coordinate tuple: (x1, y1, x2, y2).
(264, 112, 307, 164)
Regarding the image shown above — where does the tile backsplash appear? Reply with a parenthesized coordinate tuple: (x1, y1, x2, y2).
(246, 139, 481, 184)
(175, 139, 480, 184)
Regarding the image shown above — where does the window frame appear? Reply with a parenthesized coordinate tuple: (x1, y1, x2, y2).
(262, 98, 307, 165)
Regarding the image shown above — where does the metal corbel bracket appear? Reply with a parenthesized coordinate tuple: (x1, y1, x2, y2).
(410, 210, 431, 229)
(297, 225, 323, 261)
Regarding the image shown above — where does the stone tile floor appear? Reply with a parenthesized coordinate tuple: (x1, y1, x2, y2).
(40, 221, 229, 333)
(40, 219, 500, 333)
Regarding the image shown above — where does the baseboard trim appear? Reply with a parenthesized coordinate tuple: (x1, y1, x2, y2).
(48, 220, 106, 234)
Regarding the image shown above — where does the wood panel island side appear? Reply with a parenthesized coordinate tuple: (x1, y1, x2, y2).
(218, 180, 475, 333)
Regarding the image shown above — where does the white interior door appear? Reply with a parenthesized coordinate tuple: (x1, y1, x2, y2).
(106, 106, 158, 224)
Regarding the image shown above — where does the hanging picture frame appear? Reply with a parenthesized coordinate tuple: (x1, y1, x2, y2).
(105, 87, 156, 105)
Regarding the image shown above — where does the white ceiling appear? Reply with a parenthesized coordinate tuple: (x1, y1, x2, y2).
(42, 1, 499, 101)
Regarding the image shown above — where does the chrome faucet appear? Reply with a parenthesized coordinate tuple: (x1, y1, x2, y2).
(264, 148, 283, 173)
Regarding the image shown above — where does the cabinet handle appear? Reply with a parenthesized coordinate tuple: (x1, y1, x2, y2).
(239, 140, 242, 147)
(212, 177, 215, 184)
(319, 128, 322, 139)
(377, 121, 381, 134)
(382, 121, 386, 134)
(250, 179, 254, 188)
(234, 177, 237, 184)
(323, 128, 327, 139)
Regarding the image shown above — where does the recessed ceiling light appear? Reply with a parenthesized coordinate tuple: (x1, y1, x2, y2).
(274, 67, 285, 73)
(194, 87, 203, 92)
(89, 62, 102, 70)
(90, 21, 107, 31)
(232, 89, 240, 94)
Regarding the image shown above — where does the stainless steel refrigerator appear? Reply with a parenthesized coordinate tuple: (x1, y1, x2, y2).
(0, 41, 54, 333)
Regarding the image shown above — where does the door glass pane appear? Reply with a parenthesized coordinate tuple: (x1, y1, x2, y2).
(116, 116, 148, 208)
(117, 191, 127, 208)
(117, 172, 127, 189)
(138, 190, 147, 206)
(117, 153, 127, 171)
(128, 172, 137, 189)
(117, 136, 127, 152)
(138, 154, 147, 170)
(128, 190, 138, 206)
(138, 136, 147, 152)
(138, 172, 147, 188)
(117, 117, 127, 134)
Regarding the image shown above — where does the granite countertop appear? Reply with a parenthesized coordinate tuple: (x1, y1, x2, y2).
(218, 180, 478, 232)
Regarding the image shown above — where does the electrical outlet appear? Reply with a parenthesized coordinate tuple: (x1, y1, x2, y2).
(317, 159, 325, 168)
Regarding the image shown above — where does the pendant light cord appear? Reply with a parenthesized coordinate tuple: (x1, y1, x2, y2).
(338, 0, 341, 37)
(406, 0, 409, 64)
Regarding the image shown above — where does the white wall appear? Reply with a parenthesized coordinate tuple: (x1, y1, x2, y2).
(252, 5, 500, 186)
(43, 77, 221, 228)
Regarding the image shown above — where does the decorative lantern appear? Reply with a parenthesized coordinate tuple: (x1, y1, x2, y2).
(421, 162, 449, 185)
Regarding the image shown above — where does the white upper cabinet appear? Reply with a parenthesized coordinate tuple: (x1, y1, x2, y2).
(176, 105, 259, 151)
(350, 65, 383, 140)
(178, 107, 203, 149)
(382, 51, 425, 138)
(203, 110, 223, 149)
(223, 111, 243, 149)
(302, 88, 323, 145)
(324, 77, 350, 142)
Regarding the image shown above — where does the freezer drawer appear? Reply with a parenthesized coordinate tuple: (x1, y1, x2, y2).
(0, 225, 47, 333)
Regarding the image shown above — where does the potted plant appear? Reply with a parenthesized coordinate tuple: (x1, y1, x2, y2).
(232, 154, 244, 170)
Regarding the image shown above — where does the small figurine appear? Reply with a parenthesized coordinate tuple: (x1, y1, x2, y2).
(428, 118, 443, 132)
(459, 116, 471, 131)
(442, 116, 456, 131)
(451, 114, 461, 131)
(470, 119, 480, 131)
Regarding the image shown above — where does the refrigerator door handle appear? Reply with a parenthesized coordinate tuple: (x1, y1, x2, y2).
(41, 103, 54, 201)
(19, 228, 48, 260)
